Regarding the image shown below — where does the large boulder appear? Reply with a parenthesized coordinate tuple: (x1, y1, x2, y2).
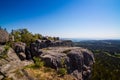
(30, 42, 43, 58)
(0, 29, 9, 44)
(41, 51, 68, 69)
(25, 46, 32, 60)
(13, 42, 26, 60)
(13, 42, 26, 53)
(40, 47, 95, 80)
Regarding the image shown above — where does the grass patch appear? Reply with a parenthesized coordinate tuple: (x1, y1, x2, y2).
(24, 64, 75, 80)
(33, 57, 44, 68)
(24, 63, 42, 69)
(24, 57, 45, 69)
(57, 68, 67, 76)
(24, 66, 57, 80)
(14, 69, 24, 78)
(44, 67, 53, 73)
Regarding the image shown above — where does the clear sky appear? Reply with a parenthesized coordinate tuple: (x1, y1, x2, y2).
(0, 0, 120, 39)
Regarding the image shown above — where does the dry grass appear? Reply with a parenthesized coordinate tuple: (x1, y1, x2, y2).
(24, 66, 76, 80)
(14, 69, 24, 78)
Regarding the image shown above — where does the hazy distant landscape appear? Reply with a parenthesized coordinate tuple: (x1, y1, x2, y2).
(74, 40, 120, 54)
(74, 40, 120, 80)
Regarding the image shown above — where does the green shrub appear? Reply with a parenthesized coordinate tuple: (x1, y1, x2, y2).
(6, 41, 13, 48)
(4, 46, 10, 52)
(33, 57, 44, 68)
(57, 68, 67, 76)
(11, 29, 43, 46)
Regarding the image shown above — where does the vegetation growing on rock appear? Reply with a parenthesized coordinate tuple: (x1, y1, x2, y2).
(57, 68, 67, 76)
(33, 57, 44, 68)
(10, 28, 59, 46)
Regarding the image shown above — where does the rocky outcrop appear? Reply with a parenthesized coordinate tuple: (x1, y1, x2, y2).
(10, 40, 94, 80)
(0, 26, 96, 80)
(29, 39, 74, 58)
(0, 29, 9, 44)
(32, 39, 74, 48)
(12, 39, 74, 60)
(40, 47, 95, 80)
(0, 46, 33, 80)
(1, 43, 94, 80)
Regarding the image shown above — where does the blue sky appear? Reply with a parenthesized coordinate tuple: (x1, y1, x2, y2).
(0, 0, 120, 39)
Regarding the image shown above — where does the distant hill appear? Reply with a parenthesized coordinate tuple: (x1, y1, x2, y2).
(74, 40, 120, 55)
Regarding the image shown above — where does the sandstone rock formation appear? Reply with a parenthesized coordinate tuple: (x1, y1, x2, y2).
(0, 29, 9, 44)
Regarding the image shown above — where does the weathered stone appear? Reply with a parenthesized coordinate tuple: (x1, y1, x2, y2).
(0, 29, 9, 44)
(25, 46, 32, 60)
(0, 47, 33, 80)
(40, 47, 95, 80)
(41, 51, 67, 69)
(0, 46, 4, 54)
(13, 42, 26, 60)
(13, 42, 26, 53)
(71, 70, 83, 80)
(67, 50, 84, 73)
(30, 39, 74, 50)
(30, 42, 42, 58)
